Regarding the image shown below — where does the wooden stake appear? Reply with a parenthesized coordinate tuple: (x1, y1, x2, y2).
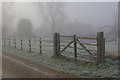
(3, 40, 5, 46)
(53, 33, 59, 56)
(9, 38, 10, 47)
(40, 38, 42, 54)
(29, 38, 31, 52)
(14, 38, 16, 49)
(73, 35, 77, 60)
(21, 39, 23, 50)
(57, 33, 60, 54)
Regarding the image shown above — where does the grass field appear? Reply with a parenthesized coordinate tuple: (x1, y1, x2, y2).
(2, 46, 119, 78)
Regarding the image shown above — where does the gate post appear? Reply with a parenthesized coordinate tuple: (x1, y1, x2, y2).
(102, 38, 105, 64)
(39, 38, 42, 54)
(73, 35, 77, 60)
(29, 38, 31, 52)
(21, 39, 23, 50)
(57, 33, 60, 54)
(14, 38, 16, 49)
(9, 38, 10, 47)
(97, 32, 105, 64)
(3, 40, 5, 46)
(53, 33, 60, 56)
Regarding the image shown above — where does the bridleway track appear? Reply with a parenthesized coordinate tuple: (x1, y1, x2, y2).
(2, 52, 79, 78)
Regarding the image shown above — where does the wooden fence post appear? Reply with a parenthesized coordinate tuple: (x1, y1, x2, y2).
(14, 38, 16, 49)
(9, 38, 10, 47)
(73, 35, 77, 60)
(21, 39, 23, 50)
(39, 38, 42, 54)
(29, 38, 31, 52)
(57, 33, 60, 54)
(97, 32, 105, 64)
(3, 40, 5, 46)
(53, 33, 59, 56)
(102, 38, 105, 64)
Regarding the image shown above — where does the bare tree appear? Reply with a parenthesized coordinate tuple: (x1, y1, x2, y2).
(16, 18, 35, 38)
(36, 2, 67, 34)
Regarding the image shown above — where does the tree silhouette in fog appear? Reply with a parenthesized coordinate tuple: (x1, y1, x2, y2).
(36, 2, 67, 34)
(17, 18, 35, 38)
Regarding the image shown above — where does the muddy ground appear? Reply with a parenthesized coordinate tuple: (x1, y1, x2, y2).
(2, 52, 79, 78)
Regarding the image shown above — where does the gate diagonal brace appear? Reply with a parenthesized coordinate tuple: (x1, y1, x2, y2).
(76, 39, 96, 59)
(59, 40, 73, 54)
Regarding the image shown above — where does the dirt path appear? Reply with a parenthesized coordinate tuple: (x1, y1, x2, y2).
(2, 52, 79, 78)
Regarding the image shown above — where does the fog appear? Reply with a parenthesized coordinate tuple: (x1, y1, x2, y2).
(2, 2, 118, 40)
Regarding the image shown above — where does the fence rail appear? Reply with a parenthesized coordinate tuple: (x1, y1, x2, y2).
(76, 36, 97, 40)
(2, 32, 105, 64)
(60, 35, 97, 40)
(2, 37, 53, 54)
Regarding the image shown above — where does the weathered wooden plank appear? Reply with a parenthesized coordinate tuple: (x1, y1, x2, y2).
(76, 42, 97, 46)
(77, 47, 97, 52)
(42, 49, 53, 52)
(62, 50, 97, 58)
(60, 44, 97, 52)
(59, 40, 73, 54)
(29, 43, 40, 46)
(60, 35, 73, 38)
(41, 40, 53, 42)
(27, 43, 53, 47)
(60, 44, 67, 47)
(63, 50, 74, 54)
(60, 35, 96, 40)
(60, 40, 71, 43)
(76, 39, 96, 59)
(76, 36, 97, 40)
(18, 42, 29, 44)
(41, 44, 53, 47)
(30, 39, 53, 42)
(30, 47, 53, 52)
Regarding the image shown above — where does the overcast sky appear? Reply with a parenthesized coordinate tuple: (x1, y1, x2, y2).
(65, 2, 118, 30)
(9, 2, 118, 30)
(1, 0, 120, 2)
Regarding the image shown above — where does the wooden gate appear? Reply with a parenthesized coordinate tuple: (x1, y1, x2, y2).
(53, 32, 105, 64)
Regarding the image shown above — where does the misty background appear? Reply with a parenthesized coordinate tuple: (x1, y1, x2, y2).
(2, 2, 118, 41)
